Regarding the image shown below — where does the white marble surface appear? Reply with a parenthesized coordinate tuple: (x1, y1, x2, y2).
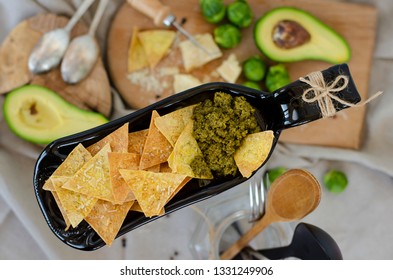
(1, 0, 393, 260)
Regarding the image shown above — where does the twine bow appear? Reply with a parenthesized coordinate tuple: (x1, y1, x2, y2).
(299, 71, 383, 118)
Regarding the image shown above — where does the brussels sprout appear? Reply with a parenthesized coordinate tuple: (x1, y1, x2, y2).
(242, 81, 262, 91)
(214, 24, 241, 49)
(199, 0, 226, 24)
(227, 0, 253, 28)
(267, 167, 287, 184)
(323, 169, 348, 193)
(265, 64, 291, 92)
(243, 55, 267, 82)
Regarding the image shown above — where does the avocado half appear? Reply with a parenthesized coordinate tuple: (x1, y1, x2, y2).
(3, 85, 108, 145)
(254, 7, 351, 63)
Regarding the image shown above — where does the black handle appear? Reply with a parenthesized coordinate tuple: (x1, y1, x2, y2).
(267, 63, 361, 131)
(256, 245, 294, 260)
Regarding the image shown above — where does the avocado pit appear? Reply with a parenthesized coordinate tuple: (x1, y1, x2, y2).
(29, 102, 38, 115)
(272, 20, 311, 49)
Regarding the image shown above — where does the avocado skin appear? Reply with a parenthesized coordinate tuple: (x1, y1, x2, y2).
(3, 85, 109, 145)
(253, 7, 351, 64)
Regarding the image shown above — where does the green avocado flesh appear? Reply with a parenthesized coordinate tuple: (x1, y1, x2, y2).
(3, 85, 108, 144)
(254, 7, 351, 63)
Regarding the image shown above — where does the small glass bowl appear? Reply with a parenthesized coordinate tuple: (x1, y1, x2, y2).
(189, 168, 294, 260)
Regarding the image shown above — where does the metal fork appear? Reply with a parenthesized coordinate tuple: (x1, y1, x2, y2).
(248, 168, 269, 222)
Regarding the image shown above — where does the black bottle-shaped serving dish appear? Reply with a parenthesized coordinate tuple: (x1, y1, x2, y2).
(33, 63, 360, 250)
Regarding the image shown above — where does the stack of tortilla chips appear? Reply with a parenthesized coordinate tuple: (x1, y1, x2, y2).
(43, 105, 274, 246)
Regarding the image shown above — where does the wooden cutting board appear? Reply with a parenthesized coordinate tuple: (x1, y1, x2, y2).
(0, 13, 112, 117)
(107, 0, 377, 149)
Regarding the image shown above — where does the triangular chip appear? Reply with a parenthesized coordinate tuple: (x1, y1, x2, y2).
(154, 104, 197, 146)
(130, 201, 143, 213)
(138, 29, 176, 69)
(216, 53, 242, 83)
(51, 190, 72, 230)
(108, 152, 140, 204)
(43, 144, 92, 191)
(144, 164, 161, 172)
(166, 176, 192, 204)
(179, 33, 222, 72)
(234, 130, 275, 178)
(87, 123, 128, 156)
(119, 169, 187, 217)
(139, 111, 173, 170)
(128, 27, 149, 72)
(52, 176, 98, 228)
(160, 162, 172, 173)
(62, 144, 114, 202)
(85, 199, 134, 246)
(128, 129, 149, 154)
(129, 201, 165, 216)
(168, 120, 213, 179)
(42, 144, 94, 229)
(173, 74, 201, 93)
(124, 190, 137, 203)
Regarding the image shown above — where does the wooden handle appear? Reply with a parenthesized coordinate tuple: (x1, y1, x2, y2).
(127, 0, 171, 26)
(220, 214, 273, 260)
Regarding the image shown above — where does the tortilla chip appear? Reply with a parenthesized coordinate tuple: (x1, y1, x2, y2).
(43, 144, 92, 191)
(130, 201, 143, 213)
(179, 33, 222, 72)
(119, 169, 187, 217)
(216, 53, 242, 83)
(52, 176, 98, 228)
(128, 129, 149, 154)
(160, 162, 172, 173)
(62, 144, 114, 202)
(108, 152, 140, 204)
(173, 74, 201, 93)
(154, 104, 197, 147)
(51, 191, 71, 230)
(87, 123, 128, 156)
(166, 176, 192, 204)
(128, 27, 149, 73)
(124, 190, 137, 203)
(234, 130, 275, 178)
(138, 29, 176, 69)
(168, 120, 213, 179)
(144, 164, 161, 172)
(139, 111, 173, 170)
(130, 201, 165, 216)
(51, 176, 71, 189)
(85, 200, 134, 246)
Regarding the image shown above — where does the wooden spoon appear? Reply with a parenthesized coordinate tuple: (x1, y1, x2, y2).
(221, 169, 322, 260)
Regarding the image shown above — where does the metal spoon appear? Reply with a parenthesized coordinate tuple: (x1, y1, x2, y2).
(255, 222, 343, 260)
(61, 0, 109, 84)
(28, 0, 96, 74)
(221, 169, 322, 260)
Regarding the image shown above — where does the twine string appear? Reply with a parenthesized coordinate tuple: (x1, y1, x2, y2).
(299, 71, 383, 118)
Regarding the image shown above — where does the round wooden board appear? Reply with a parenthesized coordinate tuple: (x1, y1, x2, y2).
(107, 0, 377, 149)
(107, 0, 262, 109)
(0, 13, 112, 117)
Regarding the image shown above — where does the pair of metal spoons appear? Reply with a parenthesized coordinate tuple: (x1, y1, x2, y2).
(28, 0, 109, 84)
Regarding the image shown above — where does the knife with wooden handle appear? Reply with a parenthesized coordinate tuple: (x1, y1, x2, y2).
(127, 0, 211, 54)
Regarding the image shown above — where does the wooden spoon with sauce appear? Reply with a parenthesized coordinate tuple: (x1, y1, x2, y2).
(221, 169, 322, 260)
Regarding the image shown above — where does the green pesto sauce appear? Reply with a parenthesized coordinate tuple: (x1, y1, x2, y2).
(192, 92, 260, 177)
